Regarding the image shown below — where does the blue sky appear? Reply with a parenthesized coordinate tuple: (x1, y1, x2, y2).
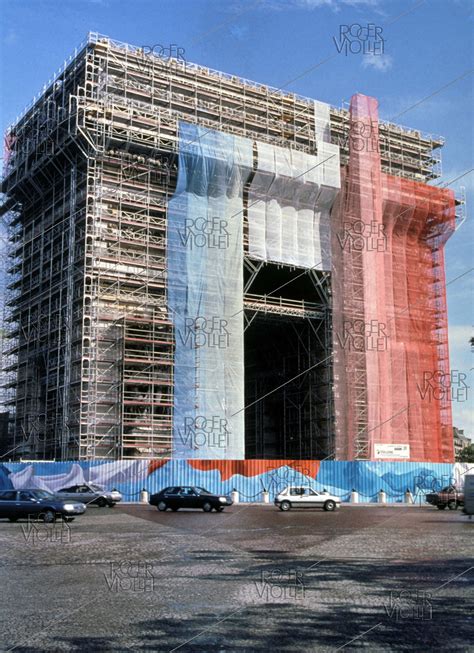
(1, 0, 473, 435)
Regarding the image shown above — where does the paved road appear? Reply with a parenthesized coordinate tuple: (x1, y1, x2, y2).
(1, 505, 472, 651)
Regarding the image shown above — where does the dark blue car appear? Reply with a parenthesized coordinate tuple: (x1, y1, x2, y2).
(0, 489, 86, 522)
(150, 486, 232, 512)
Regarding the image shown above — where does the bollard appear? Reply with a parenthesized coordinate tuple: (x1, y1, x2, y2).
(262, 490, 270, 504)
(231, 489, 239, 504)
(378, 489, 387, 504)
(404, 488, 414, 504)
(140, 488, 149, 504)
(350, 489, 359, 503)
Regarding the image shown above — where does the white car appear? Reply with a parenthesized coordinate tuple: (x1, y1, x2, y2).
(274, 486, 341, 512)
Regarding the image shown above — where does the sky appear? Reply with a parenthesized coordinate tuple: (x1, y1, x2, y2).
(0, 0, 473, 436)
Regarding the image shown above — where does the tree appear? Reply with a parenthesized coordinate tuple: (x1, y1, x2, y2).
(457, 444, 474, 463)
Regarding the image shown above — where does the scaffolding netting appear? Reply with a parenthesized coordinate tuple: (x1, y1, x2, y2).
(167, 122, 253, 459)
(247, 108, 340, 270)
(332, 94, 455, 462)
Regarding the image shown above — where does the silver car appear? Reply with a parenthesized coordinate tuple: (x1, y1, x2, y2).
(275, 486, 341, 512)
(56, 483, 122, 508)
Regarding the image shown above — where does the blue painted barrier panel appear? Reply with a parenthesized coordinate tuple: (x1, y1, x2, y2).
(1, 460, 466, 503)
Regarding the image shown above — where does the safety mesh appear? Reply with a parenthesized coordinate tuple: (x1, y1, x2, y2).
(167, 122, 253, 459)
(247, 113, 340, 270)
(332, 94, 455, 462)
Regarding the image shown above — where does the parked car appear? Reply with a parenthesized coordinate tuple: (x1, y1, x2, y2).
(462, 475, 474, 516)
(275, 486, 341, 512)
(56, 483, 122, 508)
(0, 489, 86, 522)
(149, 486, 233, 512)
(425, 486, 464, 510)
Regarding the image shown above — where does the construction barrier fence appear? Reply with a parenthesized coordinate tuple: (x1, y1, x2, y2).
(1, 459, 471, 503)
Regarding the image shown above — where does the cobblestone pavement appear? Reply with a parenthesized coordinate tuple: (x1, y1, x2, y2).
(1, 504, 472, 651)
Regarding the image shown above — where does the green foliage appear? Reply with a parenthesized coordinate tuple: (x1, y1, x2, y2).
(457, 443, 474, 463)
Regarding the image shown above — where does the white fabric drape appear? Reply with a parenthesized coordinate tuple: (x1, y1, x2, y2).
(248, 103, 340, 270)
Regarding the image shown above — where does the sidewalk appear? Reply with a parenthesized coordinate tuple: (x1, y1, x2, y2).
(121, 500, 425, 507)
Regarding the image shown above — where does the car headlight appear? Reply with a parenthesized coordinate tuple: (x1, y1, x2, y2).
(219, 497, 227, 503)
(63, 504, 75, 511)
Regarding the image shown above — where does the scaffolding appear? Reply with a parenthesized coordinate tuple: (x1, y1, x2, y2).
(0, 33, 456, 461)
(332, 95, 456, 463)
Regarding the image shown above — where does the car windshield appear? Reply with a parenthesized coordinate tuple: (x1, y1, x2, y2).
(194, 487, 212, 495)
(31, 490, 54, 499)
(88, 484, 105, 492)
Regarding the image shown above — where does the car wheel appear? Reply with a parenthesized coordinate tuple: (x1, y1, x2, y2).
(202, 502, 213, 512)
(216, 506, 224, 512)
(97, 497, 107, 508)
(42, 510, 56, 523)
(447, 501, 457, 510)
(279, 501, 291, 511)
(324, 500, 336, 512)
(437, 504, 446, 510)
(157, 501, 168, 511)
(8, 517, 18, 522)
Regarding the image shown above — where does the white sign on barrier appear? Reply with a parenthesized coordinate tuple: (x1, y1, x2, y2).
(374, 444, 410, 459)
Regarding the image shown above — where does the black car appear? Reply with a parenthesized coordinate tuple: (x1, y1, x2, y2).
(149, 486, 233, 512)
(0, 489, 86, 523)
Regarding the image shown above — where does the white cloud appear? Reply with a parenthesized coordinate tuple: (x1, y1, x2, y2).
(362, 52, 393, 72)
